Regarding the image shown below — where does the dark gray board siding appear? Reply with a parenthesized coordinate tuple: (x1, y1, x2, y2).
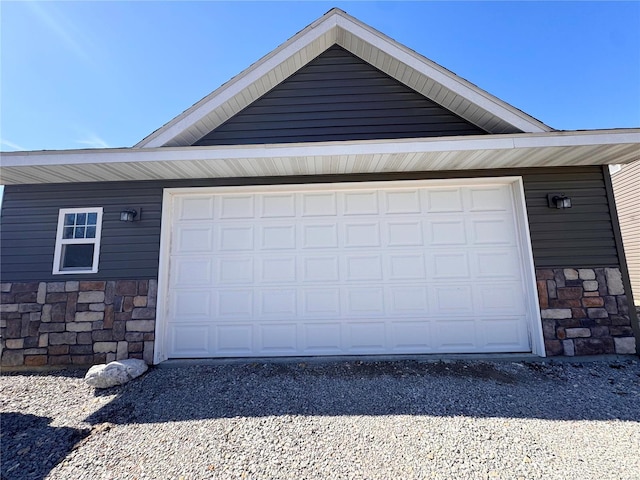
(0, 166, 619, 282)
(193, 45, 488, 146)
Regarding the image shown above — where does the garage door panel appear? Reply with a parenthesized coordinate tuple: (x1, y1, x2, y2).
(165, 181, 534, 358)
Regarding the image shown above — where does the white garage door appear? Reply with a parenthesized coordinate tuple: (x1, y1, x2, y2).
(163, 180, 534, 358)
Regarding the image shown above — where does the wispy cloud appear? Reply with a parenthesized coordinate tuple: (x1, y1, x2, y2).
(25, 1, 92, 64)
(75, 133, 110, 149)
(0, 139, 27, 151)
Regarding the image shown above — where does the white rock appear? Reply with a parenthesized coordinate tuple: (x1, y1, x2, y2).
(84, 359, 148, 389)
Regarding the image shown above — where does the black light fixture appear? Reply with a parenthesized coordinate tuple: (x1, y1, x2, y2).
(547, 193, 572, 209)
(119, 208, 140, 222)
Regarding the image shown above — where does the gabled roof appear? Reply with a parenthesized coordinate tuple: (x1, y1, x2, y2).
(135, 8, 552, 149)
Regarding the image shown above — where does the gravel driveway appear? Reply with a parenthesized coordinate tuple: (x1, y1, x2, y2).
(1, 358, 639, 480)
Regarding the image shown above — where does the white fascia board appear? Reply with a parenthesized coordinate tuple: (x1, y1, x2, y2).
(136, 14, 339, 149)
(3, 130, 639, 168)
(333, 13, 551, 134)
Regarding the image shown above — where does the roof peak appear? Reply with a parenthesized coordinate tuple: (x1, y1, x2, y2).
(136, 9, 551, 148)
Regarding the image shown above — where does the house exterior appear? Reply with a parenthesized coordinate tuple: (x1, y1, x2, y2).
(612, 160, 640, 306)
(1, 9, 639, 368)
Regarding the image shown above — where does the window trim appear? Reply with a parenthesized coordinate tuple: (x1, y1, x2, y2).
(53, 207, 103, 275)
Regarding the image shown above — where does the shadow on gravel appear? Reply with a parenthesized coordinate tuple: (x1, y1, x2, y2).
(0, 412, 89, 480)
(85, 360, 640, 426)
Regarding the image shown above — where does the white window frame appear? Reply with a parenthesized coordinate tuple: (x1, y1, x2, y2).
(53, 207, 103, 275)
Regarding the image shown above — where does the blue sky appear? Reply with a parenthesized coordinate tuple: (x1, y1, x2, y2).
(1, 1, 639, 152)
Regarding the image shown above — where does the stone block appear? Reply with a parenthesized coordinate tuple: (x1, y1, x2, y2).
(542, 319, 556, 340)
(604, 296, 618, 314)
(78, 291, 105, 303)
(571, 308, 586, 319)
(582, 297, 604, 308)
(93, 353, 107, 364)
(611, 315, 631, 326)
(114, 312, 132, 322)
(562, 340, 575, 356)
(5, 338, 24, 349)
(0, 283, 12, 292)
(544, 340, 563, 356)
(587, 308, 608, 319)
(65, 281, 79, 292)
(605, 268, 624, 295)
(77, 332, 93, 344)
(143, 333, 155, 341)
(115, 280, 137, 296)
(114, 296, 124, 313)
(129, 352, 143, 360)
(610, 326, 634, 336)
(41, 304, 52, 322)
(39, 333, 49, 347)
(536, 269, 554, 280)
(2, 350, 24, 366)
(24, 355, 47, 367)
(75, 311, 104, 322)
(94, 342, 118, 353)
(65, 292, 78, 322)
(47, 282, 66, 293)
(92, 330, 114, 342)
(595, 269, 608, 296)
(49, 332, 77, 345)
(23, 348, 47, 355)
(77, 303, 89, 312)
(133, 296, 147, 307)
(557, 287, 583, 300)
(578, 269, 596, 280)
(1, 292, 15, 303)
(18, 303, 41, 313)
(550, 298, 581, 308)
(12, 282, 39, 293)
(148, 280, 158, 307)
(48, 344, 70, 355)
(51, 303, 66, 322)
(536, 281, 549, 309)
(138, 280, 149, 296)
(143, 341, 154, 364)
(79, 281, 106, 291)
(125, 332, 144, 342)
(541, 309, 572, 319)
(113, 321, 126, 341)
(564, 269, 579, 280)
(103, 305, 114, 329)
(546, 281, 557, 299)
(89, 303, 106, 312)
(554, 270, 566, 288)
(582, 281, 598, 292)
(590, 326, 609, 338)
(70, 345, 93, 355)
(584, 291, 600, 297)
(131, 308, 155, 320)
(105, 281, 115, 305)
(126, 320, 155, 332)
(66, 322, 93, 332)
(617, 296, 629, 315)
(49, 355, 71, 365)
(0, 304, 19, 313)
(92, 321, 104, 330)
(46, 292, 68, 303)
(15, 292, 38, 303)
(556, 327, 566, 340)
(5, 319, 21, 338)
(574, 338, 615, 355)
(37, 282, 47, 304)
(71, 355, 94, 365)
(28, 320, 41, 337)
(614, 337, 637, 355)
(117, 341, 128, 360)
(123, 296, 134, 313)
(106, 353, 116, 363)
(39, 323, 65, 333)
(128, 342, 143, 353)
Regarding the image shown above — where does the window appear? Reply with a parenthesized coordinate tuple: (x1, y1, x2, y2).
(53, 207, 103, 274)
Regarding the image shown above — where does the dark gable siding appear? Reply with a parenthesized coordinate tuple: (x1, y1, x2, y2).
(193, 45, 488, 146)
(0, 166, 619, 282)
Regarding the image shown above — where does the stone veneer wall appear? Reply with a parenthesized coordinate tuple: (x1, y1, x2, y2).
(1, 280, 156, 367)
(536, 267, 636, 356)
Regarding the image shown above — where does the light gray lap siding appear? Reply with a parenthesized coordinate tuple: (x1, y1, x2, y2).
(0, 166, 619, 282)
(193, 45, 488, 146)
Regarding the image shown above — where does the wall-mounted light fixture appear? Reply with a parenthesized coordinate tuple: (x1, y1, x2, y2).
(119, 208, 140, 222)
(547, 193, 572, 209)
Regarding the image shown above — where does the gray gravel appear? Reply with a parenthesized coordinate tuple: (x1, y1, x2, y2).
(2, 358, 639, 480)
